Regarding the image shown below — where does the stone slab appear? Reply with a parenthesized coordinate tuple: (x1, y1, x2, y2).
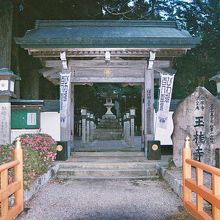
(172, 87, 220, 167)
(0, 102, 11, 144)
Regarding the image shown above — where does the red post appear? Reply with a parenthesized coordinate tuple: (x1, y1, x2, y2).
(14, 138, 24, 211)
(182, 136, 192, 205)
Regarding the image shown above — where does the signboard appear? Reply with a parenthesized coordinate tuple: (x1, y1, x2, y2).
(60, 72, 71, 128)
(11, 109, 39, 129)
(157, 74, 174, 129)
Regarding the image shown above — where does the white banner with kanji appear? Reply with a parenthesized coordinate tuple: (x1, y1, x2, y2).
(60, 72, 71, 128)
(157, 74, 175, 129)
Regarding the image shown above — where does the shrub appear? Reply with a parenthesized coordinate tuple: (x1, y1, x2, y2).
(19, 133, 57, 168)
(0, 144, 14, 165)
(0, 133, 57, 189)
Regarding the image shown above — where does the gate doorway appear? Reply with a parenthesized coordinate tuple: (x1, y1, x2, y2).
(16, 19, 199, 152)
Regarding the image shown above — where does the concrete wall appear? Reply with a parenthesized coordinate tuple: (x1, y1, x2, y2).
(11, 112, 60, 143)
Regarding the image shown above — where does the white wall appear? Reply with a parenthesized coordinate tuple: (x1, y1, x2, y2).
(40, 112, 60, 141)
(154, 112, 174, 145)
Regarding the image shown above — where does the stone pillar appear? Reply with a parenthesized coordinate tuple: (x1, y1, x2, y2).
(129, 108, 136, 147)
(141, 85, 145, 147)
(0, 0, 13, 69)
(0, 102, 11, 144)
(81, 108, 87, 144)
(86, 112, 90, 143)
(0, 2, 14, 145)
(90, 114, 94, 142)
(123, 115, 126, 140)
(79, 120, 82, 137)
(0, 69, 19, 145)
(144, 52, 155, 147)
(125, 112, 130, 144)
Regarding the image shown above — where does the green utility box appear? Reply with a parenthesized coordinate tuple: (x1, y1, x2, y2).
(215, 148, 220, 168)
(56, 141, 68, 161)
(147, 140, 161, 160)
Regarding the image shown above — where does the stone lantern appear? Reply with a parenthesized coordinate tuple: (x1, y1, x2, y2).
(0, 68, 20, 99)
(81, 107, 87, 144)
(0, 68, 20, 144)
(129, 107, 136, 147)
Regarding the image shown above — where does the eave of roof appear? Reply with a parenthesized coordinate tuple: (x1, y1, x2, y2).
(15, 20, 200, 50)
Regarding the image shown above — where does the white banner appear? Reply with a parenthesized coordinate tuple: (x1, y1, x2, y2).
(157, 74, 175, 129)
(60, 72, 71, 128)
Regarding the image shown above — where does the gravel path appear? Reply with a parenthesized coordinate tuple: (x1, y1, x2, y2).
(17, 179, 194, 220)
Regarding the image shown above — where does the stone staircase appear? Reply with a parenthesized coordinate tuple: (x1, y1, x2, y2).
(56, 152, 160, 180)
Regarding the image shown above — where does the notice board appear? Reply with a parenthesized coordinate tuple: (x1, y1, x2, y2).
(11, 109, 40, 129)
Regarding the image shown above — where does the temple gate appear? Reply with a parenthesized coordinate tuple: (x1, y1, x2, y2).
(16, 20, 199, 150)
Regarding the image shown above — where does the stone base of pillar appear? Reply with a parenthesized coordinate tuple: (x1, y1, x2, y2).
(0, 102, 11, 145)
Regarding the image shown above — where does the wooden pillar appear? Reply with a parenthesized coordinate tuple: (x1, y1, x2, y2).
(0, 0, 13, 69)
(182, 136, 192, 206)
(14, 138, 24, 211)
(70, 84, 74, 149)
(144, 52, 155, 147)
(60, 70, 72, 143)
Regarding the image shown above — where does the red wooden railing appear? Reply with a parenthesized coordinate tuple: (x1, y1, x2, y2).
(183, 136, 220, 220)
(0, 138, 24, 220)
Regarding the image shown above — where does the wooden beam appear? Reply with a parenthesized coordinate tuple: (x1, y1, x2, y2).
(39, 67, 61, 77)
(44, 59, 170, 69)
(29, 48, 187, 58)
(71, 77, 144, 83)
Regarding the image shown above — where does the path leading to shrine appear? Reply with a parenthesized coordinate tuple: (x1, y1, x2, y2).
(17, 179, 194, 220)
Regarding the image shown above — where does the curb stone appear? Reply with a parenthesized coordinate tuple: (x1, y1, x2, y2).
(24, 164, 60, 203)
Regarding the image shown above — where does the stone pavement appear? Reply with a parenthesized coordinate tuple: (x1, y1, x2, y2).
(74, 136, 143, 152)
(16, 179, 194, 220)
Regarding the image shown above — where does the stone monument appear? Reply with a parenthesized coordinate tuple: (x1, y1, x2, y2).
(172, 87, 220, 167)
(94, 98, 122, 140)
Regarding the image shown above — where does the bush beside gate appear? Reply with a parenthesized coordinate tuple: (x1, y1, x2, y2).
(0, 133, 57, 189)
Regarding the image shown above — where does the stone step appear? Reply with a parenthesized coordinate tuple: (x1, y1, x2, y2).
(74, 148, 142, 152)
(56, 176, 158, 181)
(68, 157, 147, 162)
(72, 152, 144, 157)
(59, 161, 156, 169)
(93, 132, 122, 140)
(57, 168, 158, 178)
(56, 151, 159, 181)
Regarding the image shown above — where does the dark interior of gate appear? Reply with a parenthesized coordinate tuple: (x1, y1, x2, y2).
(16, 19, 199, 151)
